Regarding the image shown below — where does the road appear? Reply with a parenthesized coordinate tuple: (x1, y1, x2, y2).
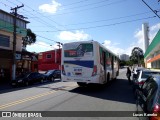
(0, 68, 138, 120)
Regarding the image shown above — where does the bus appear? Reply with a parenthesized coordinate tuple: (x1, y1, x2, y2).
(61, 40, 119, 86)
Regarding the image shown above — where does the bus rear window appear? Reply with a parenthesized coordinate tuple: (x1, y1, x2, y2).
(64, 43, 93, 57)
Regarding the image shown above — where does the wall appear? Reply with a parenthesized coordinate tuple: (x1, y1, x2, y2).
(38, 49, 61, 71)
(0, 30, 22, 52)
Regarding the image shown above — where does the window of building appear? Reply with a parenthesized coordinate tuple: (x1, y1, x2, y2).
(0, 13, 3, 20)
(16, 20, 26, 28)
(0, 34, 10, 47)
(46, 54, 52, 59)
(38, 55, 42, 59)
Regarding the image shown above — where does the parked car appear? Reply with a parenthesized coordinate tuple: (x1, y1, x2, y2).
(44, 70, 61, 81)
(11, 72, 45, 87)
(133, 69, 160, 92)
(131, 67, 145, 81)
(136, 75, 160, 120)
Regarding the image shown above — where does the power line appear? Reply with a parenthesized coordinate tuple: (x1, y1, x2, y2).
(5, 0, 17, 6)
(60, 0, 110, 11)
(5, 0, 62, 31)
(0, 2, 63, 46)
(30, 42, 54, 48)
(11, 0, 85, 40)
(22, 9, 61, 31)
(42, 0, 128, 17)
(8, 0, 129, 41)
(34, 16, 156, 32)
(15, 0, 65, 29)
(61, 11, 159, 26)
(12, 0, 80, 44)
(27, 10, 159, 28)
(0, 25, 60, 45)
(0, 36, 55, 50)
(61, 0, 90, 7)
(36, 35, 58, 43)
(141, 0, 160, 19)
(0, 1, 12, 8)
(15, 0, 128, 18)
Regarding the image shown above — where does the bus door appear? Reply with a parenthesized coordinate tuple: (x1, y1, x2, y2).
(102, 51, 107, 82)
(111, 56, 114, 79)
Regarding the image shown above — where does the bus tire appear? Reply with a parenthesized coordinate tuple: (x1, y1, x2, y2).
(25, 81, 29, 86)
(77, 82, 86, 87)
(107, 73, 110, 83)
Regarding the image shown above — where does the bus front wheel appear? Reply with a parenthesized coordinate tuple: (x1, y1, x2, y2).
(77, 82, 86, 87)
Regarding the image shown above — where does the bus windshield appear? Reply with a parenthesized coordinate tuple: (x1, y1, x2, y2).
(63, 43, 93, 57)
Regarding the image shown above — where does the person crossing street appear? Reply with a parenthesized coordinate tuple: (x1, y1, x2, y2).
(126, 67, 131, 84)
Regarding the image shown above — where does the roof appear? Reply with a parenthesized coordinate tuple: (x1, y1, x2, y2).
(144, 29, 160, 58)
(0, 9, 29, 23)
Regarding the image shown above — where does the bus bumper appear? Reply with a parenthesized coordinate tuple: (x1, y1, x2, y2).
(61, 75, 102, 84)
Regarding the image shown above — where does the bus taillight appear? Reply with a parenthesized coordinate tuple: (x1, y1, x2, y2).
(62, 65, 66, 75)
(92, 65, 97, 76)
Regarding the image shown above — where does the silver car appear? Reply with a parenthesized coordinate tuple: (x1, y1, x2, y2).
(133, 69, 160, 91)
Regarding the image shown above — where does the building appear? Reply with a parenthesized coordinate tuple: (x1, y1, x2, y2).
(38, 49, 61, 71)
(144, 29, 160, 69)
(142, 23, 149, 52)
(0, 9, 38, 82)
(119, 54, 130, 61)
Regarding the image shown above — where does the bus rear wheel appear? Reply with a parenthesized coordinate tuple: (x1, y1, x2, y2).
(107, 73, 110, 83)
(77, 82, 86, 87)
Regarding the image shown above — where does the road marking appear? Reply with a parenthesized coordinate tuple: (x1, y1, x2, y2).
(0, 85, 76, 110)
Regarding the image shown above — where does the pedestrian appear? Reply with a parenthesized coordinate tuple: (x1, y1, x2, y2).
(126, 67, 131, 83)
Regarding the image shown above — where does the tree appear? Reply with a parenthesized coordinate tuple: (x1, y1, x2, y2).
(130, 47, 144, 66)
(119, 60, 126, 66)
(126, 60, 134, 66)
(22, 28, 36, 50)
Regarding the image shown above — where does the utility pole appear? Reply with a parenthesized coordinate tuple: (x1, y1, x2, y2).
(56, 42, 63, 69)
(56, 42, 62, 62)
(11, 4, 24, 80)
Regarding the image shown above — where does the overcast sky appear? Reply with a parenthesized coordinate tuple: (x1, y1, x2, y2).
(1, 0, 160, 55)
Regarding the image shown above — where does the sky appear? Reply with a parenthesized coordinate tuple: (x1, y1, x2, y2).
(1, 0, 160, 55)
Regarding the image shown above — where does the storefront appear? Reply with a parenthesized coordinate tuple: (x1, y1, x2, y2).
(0, 49, 38, 83)
(144, 30, 160, 69)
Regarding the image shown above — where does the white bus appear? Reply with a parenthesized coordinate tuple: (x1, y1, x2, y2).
(61, 40, 119, 86)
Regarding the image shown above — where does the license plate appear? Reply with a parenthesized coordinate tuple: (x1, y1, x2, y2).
(75, 72, 82, 75)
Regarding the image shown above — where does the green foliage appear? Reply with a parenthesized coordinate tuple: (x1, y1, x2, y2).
(130, 47, 144, 65)
(119, 60, 134, 66)
(119, 60, 126, 66)
(22, 28, 36, 48)
(126, 60, 134, 66)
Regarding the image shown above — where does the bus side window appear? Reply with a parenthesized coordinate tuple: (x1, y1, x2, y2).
(99, 47, 103, 65)
(106, 52, 109, 66)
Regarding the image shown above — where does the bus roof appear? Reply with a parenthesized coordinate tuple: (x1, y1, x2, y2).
(63, 40, 119, 59)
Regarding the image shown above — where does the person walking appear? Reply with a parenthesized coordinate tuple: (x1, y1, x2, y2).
(126, 67, 131, 83)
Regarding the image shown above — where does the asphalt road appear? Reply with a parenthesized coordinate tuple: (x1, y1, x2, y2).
(0, 68, 139, 120)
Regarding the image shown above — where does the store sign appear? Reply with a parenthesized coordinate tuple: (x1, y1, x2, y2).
(16, 53, 21, 60)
